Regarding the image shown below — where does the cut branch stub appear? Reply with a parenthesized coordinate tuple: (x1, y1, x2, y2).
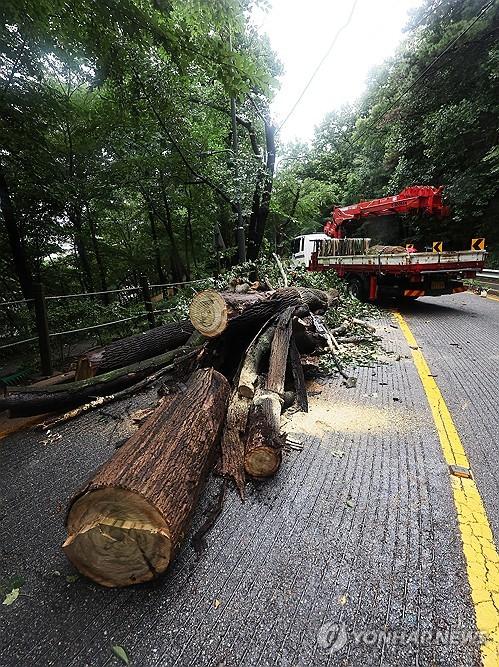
(63, 368, 230, 588)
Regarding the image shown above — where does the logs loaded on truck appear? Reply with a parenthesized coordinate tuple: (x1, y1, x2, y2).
(2, 282, 353, 588)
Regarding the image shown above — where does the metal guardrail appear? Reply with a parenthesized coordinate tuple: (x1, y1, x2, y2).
(476, 269, 499, 280)
(0, 277, 214, 374)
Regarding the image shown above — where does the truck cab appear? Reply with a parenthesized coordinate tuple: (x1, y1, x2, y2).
(291, 233, 329, 268)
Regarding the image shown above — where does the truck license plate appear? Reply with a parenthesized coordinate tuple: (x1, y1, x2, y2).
(431, 280, 445, 289)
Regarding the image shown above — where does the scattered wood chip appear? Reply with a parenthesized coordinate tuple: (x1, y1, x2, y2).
(130, 407, 155, 424)
(339, 594, 348, 605)
(346, 497, 354, 508)
(213, 598, 221, 609)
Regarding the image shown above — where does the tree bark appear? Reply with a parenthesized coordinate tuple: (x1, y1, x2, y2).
(63, 368, 230, 587)
(0, 166, 34, 300)
(267, 306, 294, 395)
(75, 320, 195, 380)
(244, 386, 282, 478)
(219, 388, 250, 498)
(238, 323, 276, 398)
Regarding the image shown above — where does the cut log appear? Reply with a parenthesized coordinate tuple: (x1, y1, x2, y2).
(1, 342, 202, 418)
(189, 287, 336, 338)
(63, 368, 230, 588)
(244, 387, 282, 478)
(75, 320, 194, 380)
(288, 337, 308, 412)
(238, 324, 276, 399)
(267, 306, 295, 395)
(189, 290, 267, 337)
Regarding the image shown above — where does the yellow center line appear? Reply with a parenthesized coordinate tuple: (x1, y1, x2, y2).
(394, 311, 499, 666)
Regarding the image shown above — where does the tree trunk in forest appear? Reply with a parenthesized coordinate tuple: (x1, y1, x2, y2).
(1, 343, 201, 418)
(277, 185, 301, 253)
(75, 320, 194, 379)
(86, 206, 109, 304)
(247, 120, 276, 261)
(70, 205, 94, 292)
(63, 368, 230, 587)
(147, 205, 167, 284)
(159, 174, 187, 282)
(0, 166, 34, 300)
(245, 386, 282, 478)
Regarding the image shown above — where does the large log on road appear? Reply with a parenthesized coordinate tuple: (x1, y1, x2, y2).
(63, 368, 230, 588)
(76, 320, 194, 379)
(189, 287, 337, 338)
(1, 341, 202, 418)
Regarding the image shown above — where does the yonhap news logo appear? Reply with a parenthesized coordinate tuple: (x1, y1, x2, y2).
(317, 621, 487, 653)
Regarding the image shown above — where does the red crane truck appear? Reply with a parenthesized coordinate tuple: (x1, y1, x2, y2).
(291, 186, 486, 301)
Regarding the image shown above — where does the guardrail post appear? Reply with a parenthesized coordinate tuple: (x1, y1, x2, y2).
(140, 276, 156, 329)
(33, 282, 53, 376)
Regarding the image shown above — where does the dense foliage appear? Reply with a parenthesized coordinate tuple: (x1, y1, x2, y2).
(1, 0, 281, 303)
(1, 0, 497, 347)
(271, 0, 499, 260)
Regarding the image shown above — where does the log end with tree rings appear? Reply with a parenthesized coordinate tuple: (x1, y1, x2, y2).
(189, 290, 228, 337)
(244, 446, 281, 478)
(63, 488, 171, 588)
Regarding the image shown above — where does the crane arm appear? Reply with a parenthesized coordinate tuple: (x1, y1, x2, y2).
(324, 185, 450, 238)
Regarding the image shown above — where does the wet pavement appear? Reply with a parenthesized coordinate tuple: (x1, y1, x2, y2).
(0, 292, 497, 666)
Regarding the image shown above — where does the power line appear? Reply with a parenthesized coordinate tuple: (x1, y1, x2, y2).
(277, 0, 359, 132)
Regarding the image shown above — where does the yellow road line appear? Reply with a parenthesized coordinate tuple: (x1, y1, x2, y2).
(394, 311, 499, 666)
(487, 294, 499, 303)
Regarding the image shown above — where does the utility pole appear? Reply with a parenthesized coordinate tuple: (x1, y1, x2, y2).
(229, 30, 246, 264)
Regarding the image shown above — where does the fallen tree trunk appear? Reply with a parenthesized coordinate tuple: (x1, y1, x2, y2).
(219, 388, 250, 498)
(243, 307, 295, 477)
(75, 320, 194, 380)
(63, 368, 230, 588)
(288, 337, 308, 412)
(267, 306, 294, 395)
(238, 323, 276, 399)
(189, 287, 337, 338)
(245, 387, 282, 478)
(1, 339, 203, 418)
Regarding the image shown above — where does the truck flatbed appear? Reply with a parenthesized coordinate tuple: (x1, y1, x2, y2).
(313, 250, 486, 274)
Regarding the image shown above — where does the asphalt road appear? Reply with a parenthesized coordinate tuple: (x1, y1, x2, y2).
(0, 292, 497, 667)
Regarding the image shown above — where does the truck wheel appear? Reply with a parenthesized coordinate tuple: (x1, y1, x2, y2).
(347, 276, 365, 301)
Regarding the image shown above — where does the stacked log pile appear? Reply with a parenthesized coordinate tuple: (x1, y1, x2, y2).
(3, 282, 353, 588)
